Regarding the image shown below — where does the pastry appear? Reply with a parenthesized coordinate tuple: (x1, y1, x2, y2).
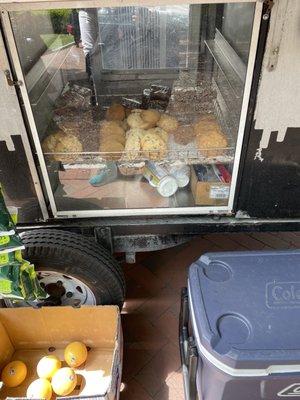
(118, 119, 130, 132)
(157, 114, 178, 132)
(42, 130, 83, 162)
(124, 134, 141, 160)
(196, 131, 228, 157)
(100, 121, 125, 137)
(146, 127, 168, 143)
(106, 104, 125, 121)
(140, 109, 161, 127)
(127, 128, 147, 140)
(101, 134, 126, 146)
(141, 133, 167, 160)
(173, 125, 195, 145)
(127, 111, 149, 129)
(193, 115, 220, 137)
(127, 109, 158, 130)
(100, 140, 124, 160)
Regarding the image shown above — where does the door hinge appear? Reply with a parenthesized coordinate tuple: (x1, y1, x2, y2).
(4, 70, 23, 87)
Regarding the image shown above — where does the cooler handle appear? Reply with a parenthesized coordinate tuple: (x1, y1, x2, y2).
(179, 287, 199, 400)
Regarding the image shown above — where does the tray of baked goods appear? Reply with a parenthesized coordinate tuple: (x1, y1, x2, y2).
(42, 107, 234, 167)
(41, 79, 235, 168)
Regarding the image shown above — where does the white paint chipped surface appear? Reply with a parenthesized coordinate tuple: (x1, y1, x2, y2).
(0, 32, 25, 150)
(254, 0, 300, 160)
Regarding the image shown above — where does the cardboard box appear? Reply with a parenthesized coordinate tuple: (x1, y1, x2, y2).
(0, 306, 122, 400)
(191, 165, 230, 206)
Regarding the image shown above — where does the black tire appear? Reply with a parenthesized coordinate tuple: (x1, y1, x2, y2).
(20, 229, 125, 308)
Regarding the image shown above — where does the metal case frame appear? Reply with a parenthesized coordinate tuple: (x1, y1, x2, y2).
(0, 0, 262, 219)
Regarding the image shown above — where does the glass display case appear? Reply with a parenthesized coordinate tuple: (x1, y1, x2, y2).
(4, 1, 261, 217)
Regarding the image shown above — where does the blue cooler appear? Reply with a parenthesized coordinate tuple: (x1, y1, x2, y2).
(179, 250, 300, 400)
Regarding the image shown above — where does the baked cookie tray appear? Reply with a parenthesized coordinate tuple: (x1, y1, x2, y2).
(43, 133, 235, 169)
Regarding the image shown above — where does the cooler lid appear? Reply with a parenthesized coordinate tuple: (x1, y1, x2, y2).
(188, 250, 300, 371)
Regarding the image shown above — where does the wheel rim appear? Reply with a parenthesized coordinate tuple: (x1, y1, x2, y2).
(37, 271, 97, 306)
(5, 271, 96, 307)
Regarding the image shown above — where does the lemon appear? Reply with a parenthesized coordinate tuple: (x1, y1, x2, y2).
(51, 367, 77, 396)
(27, 378, 52, 400)
(64, 341, 87, 368)
(1, 360, 27, 388)
(37, 355, 61, 380)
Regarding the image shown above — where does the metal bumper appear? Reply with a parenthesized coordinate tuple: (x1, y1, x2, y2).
(179, 287, 199, 400)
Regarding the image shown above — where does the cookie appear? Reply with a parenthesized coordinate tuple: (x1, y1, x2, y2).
(146, 127, 168, 143)
(157, 114, 178, 132)
(141, 133, 167, 160)
(196, 131, 228, 157)
(106, 104, 125, 121)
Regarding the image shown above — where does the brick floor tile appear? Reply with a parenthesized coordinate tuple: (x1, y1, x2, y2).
(205, 233, 249, 251)
(152, 309, 179, 346)
(120, 378, 153, 400)
(126, 263, 167, 297)
(227, 233, 268, 250)
(122, 314, 169, 354)
(153, 370, 185, 400)
(135, 342, 181, 397)
(269, 232, 300, 248)
(122, 275, 152, 314)
(136, 286, 178, 323)
(249, 232, 291, 249)
(122, 347, 154, 382)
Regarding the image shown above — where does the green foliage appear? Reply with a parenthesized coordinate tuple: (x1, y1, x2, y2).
(49, 9, 72, 33)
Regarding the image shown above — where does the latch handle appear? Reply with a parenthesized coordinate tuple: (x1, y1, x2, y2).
(4, 70, 23, 87)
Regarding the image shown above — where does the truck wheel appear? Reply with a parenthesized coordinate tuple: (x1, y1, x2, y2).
(19, 229, 125, 308)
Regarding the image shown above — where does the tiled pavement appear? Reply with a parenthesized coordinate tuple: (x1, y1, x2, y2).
(120, 231, 300, 400)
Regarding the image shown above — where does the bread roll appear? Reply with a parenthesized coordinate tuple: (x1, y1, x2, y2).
(140, 109, 161, 127)
(157, 114, 178, 132)
(106, 104, 125, 121)
(101, 134, 126, 146)
(127, 109, 160, 130)
(100, 121, 125, 137)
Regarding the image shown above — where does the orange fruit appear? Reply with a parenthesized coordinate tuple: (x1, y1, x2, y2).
(37, 355, 61, 380)
(64, 341, 87, 368)
(27, 378, 52, 400)
(51, 367, 77, 396)
(1, 360, 27, 387)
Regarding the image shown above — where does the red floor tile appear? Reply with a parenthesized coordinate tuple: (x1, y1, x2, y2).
(121, 232, 297, 399)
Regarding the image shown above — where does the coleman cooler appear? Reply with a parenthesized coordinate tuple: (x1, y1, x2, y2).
(179, 250, 300, 400)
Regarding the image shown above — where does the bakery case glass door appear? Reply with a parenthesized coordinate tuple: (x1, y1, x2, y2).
(4, 0, 261, 217)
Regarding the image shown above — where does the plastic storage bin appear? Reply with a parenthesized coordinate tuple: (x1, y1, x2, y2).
(179, 250, 300, 400)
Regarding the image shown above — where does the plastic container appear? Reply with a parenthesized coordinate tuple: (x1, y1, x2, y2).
(143, 161, 178, 197)
(167, 164, 190, 188)
(180, 250, 300, 400)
